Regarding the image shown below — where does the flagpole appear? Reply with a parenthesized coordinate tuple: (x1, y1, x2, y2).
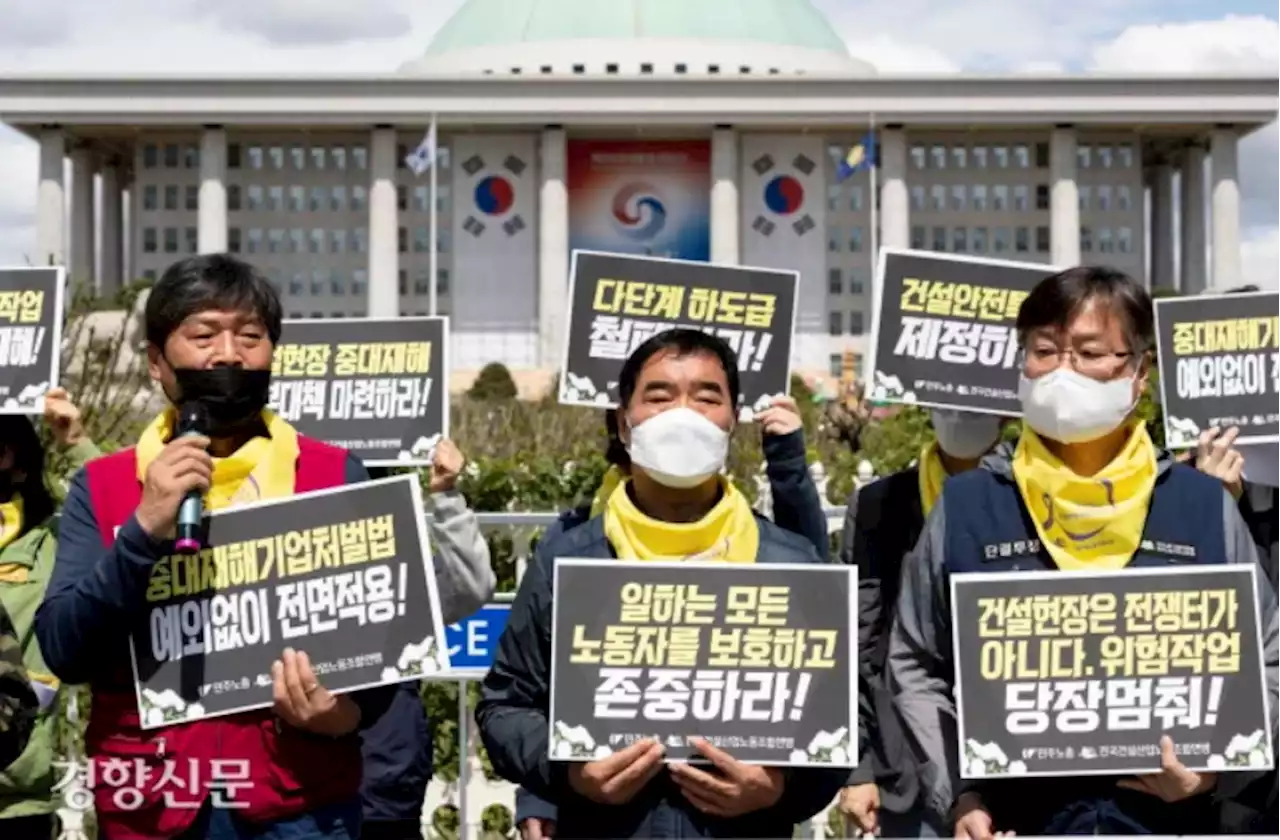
(428, 113, 439, 317)
(869, 112, 878, 287)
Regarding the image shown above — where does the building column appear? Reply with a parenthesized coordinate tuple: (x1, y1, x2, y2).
(710, 126, 739, 265)
(1049, 126, 1080, 267)
(1210, 126, 1241, 290)
(878, 126, 908, 251)
(99, 158, 124, 295)
(69, 147, 96, 287)
(367, 126, 399, 317)
(539, 126, 569, 368)
(1150, 159, 1176, 291)
(1179, 143, 1208, 295)
(198, 126, 228, 253)
(36, 129, 66, 269)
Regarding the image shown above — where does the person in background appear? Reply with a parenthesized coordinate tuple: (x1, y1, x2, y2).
(0, 389, 102, 840)
(838, 408, 1006, 837)
(477, 329, 847, 838)
(360, 439, 495, 840)
(0, 603, 35, 783)
(37, 254, 398, 840)
(515, 397, 830, 839)
(888, 266, 1278, 837)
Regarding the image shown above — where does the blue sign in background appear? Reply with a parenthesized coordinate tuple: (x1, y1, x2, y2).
(445, 603, 511, 675)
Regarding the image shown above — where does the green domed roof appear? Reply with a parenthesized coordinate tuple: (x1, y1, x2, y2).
(425, 0, 850, 57)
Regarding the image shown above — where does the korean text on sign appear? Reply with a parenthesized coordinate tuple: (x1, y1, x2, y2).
(569, 582, 838, 724)
(895, 278, 1027, 370)
(588, 279, 777, 372)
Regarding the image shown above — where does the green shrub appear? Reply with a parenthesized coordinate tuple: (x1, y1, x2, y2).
(468, 363, 518, 401)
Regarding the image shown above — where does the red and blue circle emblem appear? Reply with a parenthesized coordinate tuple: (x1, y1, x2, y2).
(474, 176, 514, 215)
(763, 175, 804, 215)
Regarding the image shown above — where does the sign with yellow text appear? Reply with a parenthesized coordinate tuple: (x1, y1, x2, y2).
(1154, 292, 1279, 448)
(549, 559, 856, 767)
(130, 475, 449, 728)
(559, 251, 797, 418)
(951, 566, 1272, 778)
(270, 317, 449, 466)
(0, 266, 64, 415)
(867, 249, 1058, 415)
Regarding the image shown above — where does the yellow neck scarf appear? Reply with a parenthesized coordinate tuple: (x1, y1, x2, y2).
(136, 409, 300, 512)
(1012, 423, 1157, 571)
(0, 494, 22, 553)
(0, 495, 27, 581)
(603, 477, 760, 562)
(918, 442, 949, 517)
(589, 465, 626, 519)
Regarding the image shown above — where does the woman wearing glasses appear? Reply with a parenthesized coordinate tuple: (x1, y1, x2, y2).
(886, 266, 1278, 837)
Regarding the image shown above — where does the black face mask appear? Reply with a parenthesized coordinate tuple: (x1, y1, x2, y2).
(172, 367, 272, 436)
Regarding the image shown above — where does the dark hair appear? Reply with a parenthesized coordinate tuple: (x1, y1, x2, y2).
(145, 254, 283, 348)
(1225, 284, 1261, 294)
(1016, 266, 1154, 355)
(617, 328, 741, 410)
(604, 409, 630, 469)
(0, 416, 54, 528)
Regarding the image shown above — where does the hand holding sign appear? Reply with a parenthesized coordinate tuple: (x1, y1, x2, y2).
(429, 438, 465, 494)
(1196, 426, 1245, 500)
(756, 394, 802, 437)
(271, 648, 360, 737)
(1115, 735, 1218, 802)
(838, 783, 880, 835)
(668, 736, 786, 818)
(43, 387, 85, 447)
(568, 738, 665, 805)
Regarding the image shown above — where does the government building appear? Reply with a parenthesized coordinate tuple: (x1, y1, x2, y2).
(0, 0, 1275, 386)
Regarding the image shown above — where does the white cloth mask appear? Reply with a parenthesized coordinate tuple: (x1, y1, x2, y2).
(626, 407, 730, 489)
(930, 409, 1003, 460)
(1018, 368, 1136, 444)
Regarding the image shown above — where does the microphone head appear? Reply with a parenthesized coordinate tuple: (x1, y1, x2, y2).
(176, 401, 209, 436)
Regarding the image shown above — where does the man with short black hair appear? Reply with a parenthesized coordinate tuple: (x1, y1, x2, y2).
(477, 328, 846, 838)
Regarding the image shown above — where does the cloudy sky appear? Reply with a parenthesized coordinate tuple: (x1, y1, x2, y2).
(0, 0, 1276, 286)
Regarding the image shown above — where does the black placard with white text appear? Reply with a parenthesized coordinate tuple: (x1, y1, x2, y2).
(951, 566, 1273, 778)
(867, 249, 1059, 415)
(559, 251, 797, 418)
(1154, 292, 1279, 448)
(0, 267, 64, 415)
(130, 476, 449, 728)
(549, 559, 856, 767)
(269, 317, 448, 466)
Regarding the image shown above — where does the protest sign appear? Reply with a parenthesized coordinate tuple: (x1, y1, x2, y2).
(951, 565, 1273, 778)
(558, 250, 797, 418)
(130, 475, 449, 728)
(549, 559, 856, 767)
(1154, 292, 1279, 448)
(866, 249, 1058, 415)
(0, 266, 64, 415)
(269, 317, 448, 466)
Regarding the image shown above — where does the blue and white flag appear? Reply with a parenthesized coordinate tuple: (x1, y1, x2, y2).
(405, 121, 437, 176)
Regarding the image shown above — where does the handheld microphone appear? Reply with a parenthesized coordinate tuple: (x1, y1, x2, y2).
(174, 402, 209, 555)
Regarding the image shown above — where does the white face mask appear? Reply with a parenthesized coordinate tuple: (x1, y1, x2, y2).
(625, 406, 730, 489)
(930, 409, 1002, 460)
(1018, 368, 1137, 444)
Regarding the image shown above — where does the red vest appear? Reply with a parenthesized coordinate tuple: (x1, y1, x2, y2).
(82, 436, 363, 839)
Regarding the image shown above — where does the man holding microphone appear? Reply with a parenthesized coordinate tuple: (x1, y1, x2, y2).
(37, 254, 394, 840)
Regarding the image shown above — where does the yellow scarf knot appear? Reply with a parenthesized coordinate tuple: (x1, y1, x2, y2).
(603, 477, 760, 563)
(1012, 423, 1157, 571)
(917, 442, 948, 517)
(136, 409, 301, 512)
